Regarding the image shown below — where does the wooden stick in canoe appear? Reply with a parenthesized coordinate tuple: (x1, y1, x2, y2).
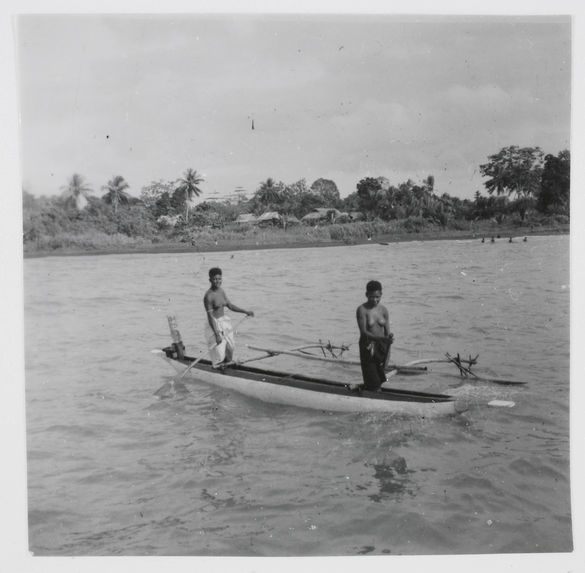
(406, 357, 479, 367)
(219, 344, 324, 368)
(247, 345, 360, 365)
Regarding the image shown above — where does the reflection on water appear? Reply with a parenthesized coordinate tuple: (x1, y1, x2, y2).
(367, 457, 412, 501)
(24, 235, 571, 555)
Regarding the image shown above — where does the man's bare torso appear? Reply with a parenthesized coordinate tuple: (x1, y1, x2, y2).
(204, 288, 229, 319)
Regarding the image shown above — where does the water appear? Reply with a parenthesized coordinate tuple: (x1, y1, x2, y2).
(23, 235, 571, 556)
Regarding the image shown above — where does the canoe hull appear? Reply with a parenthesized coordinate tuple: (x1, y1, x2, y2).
(157, 349, 457, 417)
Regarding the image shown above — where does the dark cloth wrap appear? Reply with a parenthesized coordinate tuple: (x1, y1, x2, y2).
(359, 335, 391, 391)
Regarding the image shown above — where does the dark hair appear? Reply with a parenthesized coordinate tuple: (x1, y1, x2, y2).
(366, 280, 382, 293)
(209, 267, 222, 279)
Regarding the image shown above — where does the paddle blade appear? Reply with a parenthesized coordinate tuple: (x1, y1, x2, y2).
(154, 380, 173, 399)
(172, 379, 190, 396)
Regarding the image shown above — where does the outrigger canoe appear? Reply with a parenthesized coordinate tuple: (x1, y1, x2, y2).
(154, 316, 459, 417)
(154, 316, 525, 415)
(155, 346, 458, 417)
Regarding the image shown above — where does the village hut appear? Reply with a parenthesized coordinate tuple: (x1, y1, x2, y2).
(234, 213, 258, 225)
(256, 211, 282, 227)
(301, 208, 342, 224)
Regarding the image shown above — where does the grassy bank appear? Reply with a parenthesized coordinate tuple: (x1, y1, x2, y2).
(23, 218, 570, 258)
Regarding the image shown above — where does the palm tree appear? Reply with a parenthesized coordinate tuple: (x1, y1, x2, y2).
(424, 175, 435, 193)
(102, 175, 131, 214)
(174, 168, 204, 223)
(255, 178, 281, 212)
(60, 173, 93, 210)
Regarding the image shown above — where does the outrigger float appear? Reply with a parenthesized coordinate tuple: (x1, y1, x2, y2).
(153, 316, 525, 416)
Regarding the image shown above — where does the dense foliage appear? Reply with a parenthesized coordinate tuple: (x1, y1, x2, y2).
(22, 148, 570, 252)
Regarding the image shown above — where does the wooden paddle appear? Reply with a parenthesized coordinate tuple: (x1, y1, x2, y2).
(176, 351, 214, 381)
(154, 343, 220, 398)
(155, 314, 251, 398)
(174, 321, 249, 379)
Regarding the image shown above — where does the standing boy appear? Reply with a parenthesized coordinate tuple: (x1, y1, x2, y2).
(355, 280, 394, 391)
(203, 267, 254, 366)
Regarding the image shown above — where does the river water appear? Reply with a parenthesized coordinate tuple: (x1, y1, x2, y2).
(23, 235, 572, 559)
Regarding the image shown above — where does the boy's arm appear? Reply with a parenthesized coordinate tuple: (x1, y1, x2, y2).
(356, 306, 368, 337)
(226, 295, 254, 316)
(384, 307, 394, 343)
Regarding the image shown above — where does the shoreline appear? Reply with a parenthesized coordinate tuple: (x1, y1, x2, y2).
(23, 225, 569, 259)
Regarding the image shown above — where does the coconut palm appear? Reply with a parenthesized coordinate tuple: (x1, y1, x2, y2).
(174, 168, 204, 223)
(255, 178, 282, 212)
(102, 175, 131, 214)
(60, 173, 93, 210)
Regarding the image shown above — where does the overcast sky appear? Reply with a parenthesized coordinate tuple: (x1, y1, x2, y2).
(16, 13, 571, 202)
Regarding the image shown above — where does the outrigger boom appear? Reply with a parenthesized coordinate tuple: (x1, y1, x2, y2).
(246, 345, 526, 385)
(246, 345, 428, 374)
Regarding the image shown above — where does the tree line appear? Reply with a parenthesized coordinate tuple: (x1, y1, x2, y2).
(23, 145, 569, 246)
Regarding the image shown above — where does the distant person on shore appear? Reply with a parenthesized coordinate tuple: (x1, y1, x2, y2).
(203, 267, 254, 366)
(354, 280, 394, 392)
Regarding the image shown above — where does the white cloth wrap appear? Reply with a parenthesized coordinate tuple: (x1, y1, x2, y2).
(205, 315, 235, 365)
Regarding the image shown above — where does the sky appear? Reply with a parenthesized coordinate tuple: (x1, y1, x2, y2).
(15, 13, 571, 202)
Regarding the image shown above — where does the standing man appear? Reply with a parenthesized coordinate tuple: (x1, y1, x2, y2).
(203, 267, 254, 366)
(355, 280, 394, 391)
